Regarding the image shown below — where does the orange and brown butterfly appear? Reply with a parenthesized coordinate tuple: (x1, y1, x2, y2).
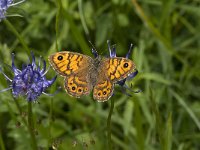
(48, 41, 138, 102)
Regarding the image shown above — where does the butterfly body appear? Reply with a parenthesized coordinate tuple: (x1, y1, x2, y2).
(48, 51, 136, 102)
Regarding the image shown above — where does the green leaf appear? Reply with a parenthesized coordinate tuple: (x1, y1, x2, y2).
(123, 100, 134, 136)
(164, 113, 172, 150)
(136, 73, 172, 85)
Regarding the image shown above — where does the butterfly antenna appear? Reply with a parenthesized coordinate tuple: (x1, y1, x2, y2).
(89, 41, 98, 58)
(126, 43, 134, 59)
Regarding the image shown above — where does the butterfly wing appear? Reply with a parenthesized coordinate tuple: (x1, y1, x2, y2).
(48, 51, 93, 98)
(93, 57, 136, 102)
(106, 57, 136, 82)
(93, 77, 114, 102)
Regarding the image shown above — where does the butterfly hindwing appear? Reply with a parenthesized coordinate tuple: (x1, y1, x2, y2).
(93, 76, 114, 102)
(64, 72, 92, 98)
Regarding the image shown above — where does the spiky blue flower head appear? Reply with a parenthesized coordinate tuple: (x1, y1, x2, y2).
(0, 52, 57, 101)
(0, 0, 25, 21)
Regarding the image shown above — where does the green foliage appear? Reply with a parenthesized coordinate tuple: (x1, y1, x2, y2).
(0, 0, 200, 149)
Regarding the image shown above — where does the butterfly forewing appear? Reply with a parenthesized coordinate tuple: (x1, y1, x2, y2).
(48, 51, 91, 76)
(103, 57, 136, 82)
(48, 51, 93, 97)
(93, 57, 136, 101)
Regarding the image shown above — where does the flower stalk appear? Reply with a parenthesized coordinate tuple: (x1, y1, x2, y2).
(28, 102, 37, 150)
(0, 131, 5, 150)
(107, 98, 115, 150)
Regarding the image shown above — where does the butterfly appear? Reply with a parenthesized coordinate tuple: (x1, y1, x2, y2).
(48, 43, 137, 102)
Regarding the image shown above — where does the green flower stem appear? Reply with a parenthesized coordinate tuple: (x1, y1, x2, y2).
(28, 102, 37, 150)
(107, 98, 115, 150)
(3, 19, 31, 58)
(0, 131, 5, 150)
(14, 99, 28, 127)
(47, 98, 53, 149)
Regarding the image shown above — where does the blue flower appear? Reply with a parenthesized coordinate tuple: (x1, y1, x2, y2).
(0, 0, 25, 21)
(0, 52, 57, 101)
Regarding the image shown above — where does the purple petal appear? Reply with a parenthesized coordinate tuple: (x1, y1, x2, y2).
(127, 69, 138, 80)
(116, 70, 138, 86)
(37, 56, 42, 71)
(48, 75, 57, 85)
(117, 79, 126, 87)
(0, 87, 12, 93)
(0, 67, 12, 81)
(0, 10, 5, 21)
(126, 44, 133, 59)
(42, 66, 49, 77)
(89, 41, 98, 58)
(107, 40, 116, 58)
(107, 40, 112, 56)
(31, 52, 37, 69)
(40, 59, 47, 74)
(111, 46, 116, 57)
(11, 53, 21, 75)
(92, 48, 98, 58)
(22, 64, 26, 70)
(43, 75, 57, 88)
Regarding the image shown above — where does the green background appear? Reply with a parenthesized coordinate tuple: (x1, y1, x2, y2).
(0, 0, 200, 149)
